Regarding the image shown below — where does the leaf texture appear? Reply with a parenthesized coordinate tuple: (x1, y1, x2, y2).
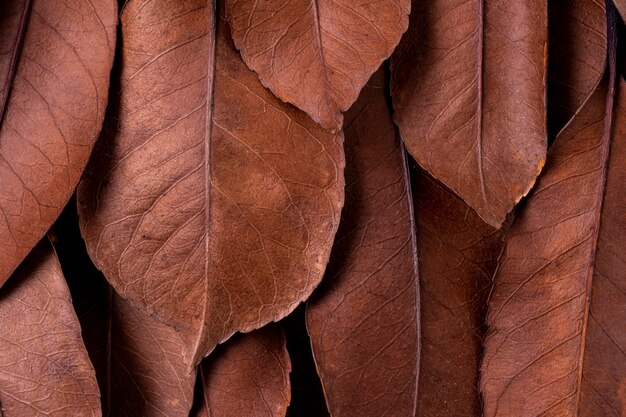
(481, 73, 626, 415)
(225, 0, 410, 130)
(391, 0, 548, 227)
(52, 203, 196, 417)
(0, 0, 116, 284)
(192, 325, 291, 417)
(548, 0, 607, 137)
(306, 69, 420, 417)
(412, 169, 507, 416)
(0, 240, 100, 417)
(77, 0, 345, 366)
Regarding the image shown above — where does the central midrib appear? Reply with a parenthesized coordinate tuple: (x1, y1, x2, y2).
(475, 0, 487, 202)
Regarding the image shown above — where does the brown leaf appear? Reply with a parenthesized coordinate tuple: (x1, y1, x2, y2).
(192, 325, 291, 417)
(412, 169, 507, 416)
(77, 0, 345, 366)
(548, 0, 607, 137)
(481, 53, 626, 415)
(306, 69, 419, 417)
(391, 0, 548, 228)
(224, 0, 410, 130)
(0, 239, 100, 417)
(0, 0, 117, 284)
(614, 0, 626, 21)
(52, 202, 196, 417)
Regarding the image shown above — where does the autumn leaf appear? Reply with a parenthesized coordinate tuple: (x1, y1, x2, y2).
(0, 239, 100, 417)
(77, 0, 344, 366)
(306, 69, 420, 417)
(391, 0, 548, 228)
(481, 27, 626, 415)
(225, 0, 410, 130)
(192, 325, 291, 417)
(0, 0, 116, 284)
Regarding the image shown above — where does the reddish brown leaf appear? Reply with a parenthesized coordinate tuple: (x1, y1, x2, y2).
(52, 202, 196, 417)
(391, 0, 548, 228)
(412, 170, 507, 416)
(225, 0, 410, 130)
(306, 69, 419, 417)
(0, 239, 100, 417)
(548, 0, 607, 137)
(0, 0, 116, 284)
(192, 325, 291, 417)
(481, 55, 626, 415)
(614, 0, 626, 21)
(77, 0, 344, 366)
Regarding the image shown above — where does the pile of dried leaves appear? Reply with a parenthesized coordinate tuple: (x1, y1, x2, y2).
(0, 0, 625, 416)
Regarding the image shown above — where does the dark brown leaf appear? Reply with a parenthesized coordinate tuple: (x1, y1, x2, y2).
(0, 239, 100, 417)
(306, 69, 419, 417)
(77, 0, 345, 366)
(53, 202, 197, 417)
(225, 0, 410, 130)
(192, 325, 291, 417)
(481, 58, 626, 416)
(412, 169, 507, 416)
(0, 0, 117, 284)
(548, 0, 607, 137)
(391, 0, 548, 228)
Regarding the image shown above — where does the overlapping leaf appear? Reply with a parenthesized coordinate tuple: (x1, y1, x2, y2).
(0, 0, 116, 284)
(391, 0, 548, 227)
(78, 0, 344, 366)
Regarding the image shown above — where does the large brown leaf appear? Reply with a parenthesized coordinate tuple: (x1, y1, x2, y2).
(224, 0, 410, 130)
(412, 169, 507, 416)
(77, 0, 344, 366)
(0, 0, 116, 284)
(52, 203, 196, 417)
(391, 0, 548, 228)
(0, 239, 100, 417)
(306, 69, 419, 417)
(481, 60, 626, 415)
(192, 325, 291, 417)
(548, 0, 607, 138)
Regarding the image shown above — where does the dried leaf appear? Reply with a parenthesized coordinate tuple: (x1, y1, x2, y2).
(77, 0, 344, 366)
(306, 69, 419, 417)
(481, 63, 626, 415)
(192, 325, 291, 417)
(391, 0, 548, 227)
(53, 202, 196, 417)
(0, 0, 116, 284)
(225, 0, 410, 130)
(548, 0, 607, 137)
(0, 239, 100, 417)
(412, 170, 507, 416)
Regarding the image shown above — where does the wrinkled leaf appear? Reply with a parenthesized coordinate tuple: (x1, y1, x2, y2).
(225, 0, 410, 130)
(548, 0, 606, 137)
(412, 169, 507, 416)
(0, 239, 100, 417)
(306, 69, 419, 417)
(0, 0, 116, 284)
(192, 325, 291, 417)
(78, 0, 344, 366)
(391, 0, 548, 227)
(52, 202, 196, 417)
(481, 62, 626, 415)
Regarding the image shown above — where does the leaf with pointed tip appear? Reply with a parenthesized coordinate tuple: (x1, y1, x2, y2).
(412, 169, 508, 416)
(224, 0, 410, 130)
(306, 69, 419, 417)
(0, 0, 116, 284)
(0, 239, 100, 417)
(77, 0, 344, 366)
(52, 202, 196, 417)
(192, 325, 291, 417)
(481, 67, 626, 416)
(548, 0, 606, 137)
(391, 0, 548, 228)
